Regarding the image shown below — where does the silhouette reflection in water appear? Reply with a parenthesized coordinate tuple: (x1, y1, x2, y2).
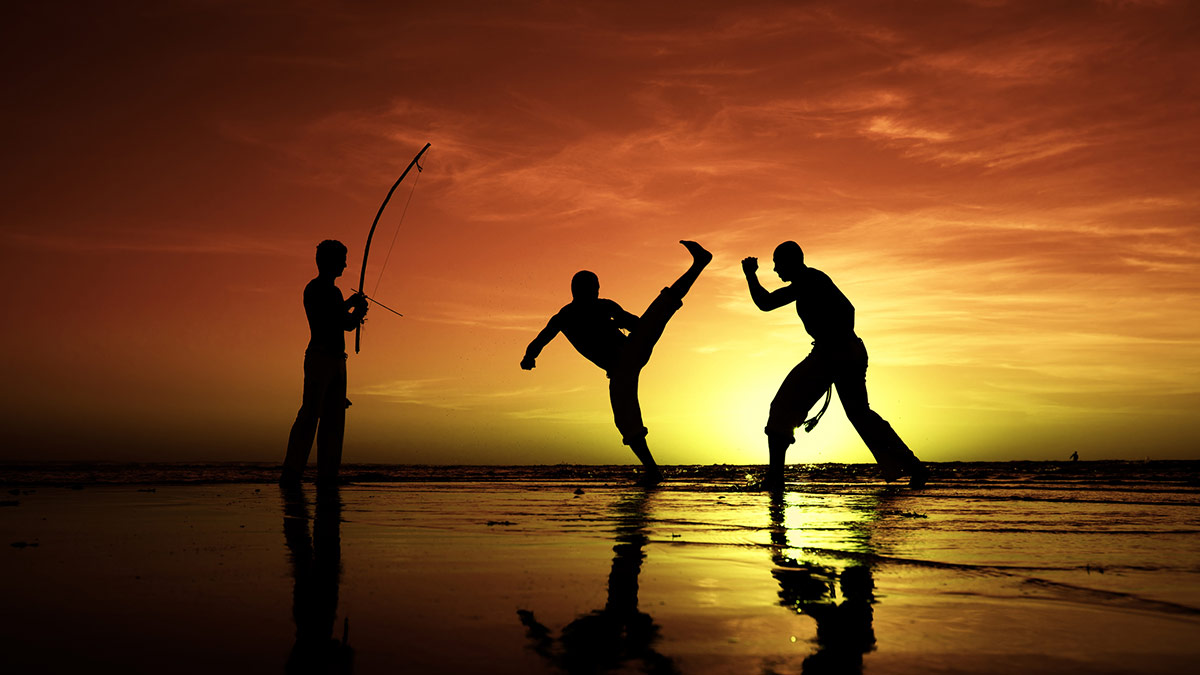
(768, 494, 881, 675)
(518, 490, 678, 674)
(281, 484, 352, 673)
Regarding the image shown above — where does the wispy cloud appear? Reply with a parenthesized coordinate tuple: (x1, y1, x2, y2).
(5, 230, 301, 257)
(357, 377, 590, 412)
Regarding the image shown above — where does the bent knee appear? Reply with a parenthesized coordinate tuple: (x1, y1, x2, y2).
(768, 420, 796, 446)
(620, 426, 649, 445)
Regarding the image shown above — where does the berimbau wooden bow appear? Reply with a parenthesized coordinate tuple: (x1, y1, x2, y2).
(355, 142, 430, 354)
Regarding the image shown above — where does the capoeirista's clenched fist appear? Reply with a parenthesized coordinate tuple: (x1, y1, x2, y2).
(520, 356, 536, 370)
(741, 256, 758, 275)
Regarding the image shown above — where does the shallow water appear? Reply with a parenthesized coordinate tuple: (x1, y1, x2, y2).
(1, 462, 1198, 673)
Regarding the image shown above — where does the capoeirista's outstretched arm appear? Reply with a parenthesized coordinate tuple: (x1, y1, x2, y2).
(742, 257, 793, 311)
(521, 317, 560, 370)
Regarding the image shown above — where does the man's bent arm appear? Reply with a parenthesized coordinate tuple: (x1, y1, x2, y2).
(522, 317, 560, 369)
(341, 293, 369, 331)
(742, 257, 793, 311)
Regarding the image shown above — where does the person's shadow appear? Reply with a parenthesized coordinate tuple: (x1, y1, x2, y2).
(768, 493, 881, 675)
(281, 483, 353, 673)
(517, 489, 678, 674)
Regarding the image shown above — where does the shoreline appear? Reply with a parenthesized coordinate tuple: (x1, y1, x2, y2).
(3, 459, 1197, 488)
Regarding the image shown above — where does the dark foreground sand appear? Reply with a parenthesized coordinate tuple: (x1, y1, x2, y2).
(2, 471, 1198, 674)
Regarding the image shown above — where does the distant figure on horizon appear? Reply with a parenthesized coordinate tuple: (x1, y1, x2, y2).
(282, 240, 368, 486)
(521, 240, 711, 484)
(742, 241, 926, 490)
(1070, 451, 1079, 462)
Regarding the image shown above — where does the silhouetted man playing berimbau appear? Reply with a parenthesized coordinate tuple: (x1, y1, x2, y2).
(522, 240, 711, 484)
(282, 240, 368, 486)
(743, 241, 926, 490)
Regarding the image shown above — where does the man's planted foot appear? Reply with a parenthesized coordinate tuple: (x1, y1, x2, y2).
(639, 468, 665, 487)
(680, 240, 713, 266)
(747, 471, 784, 494)
(315, 473, 345, 490)
(908, 463, 929, 489)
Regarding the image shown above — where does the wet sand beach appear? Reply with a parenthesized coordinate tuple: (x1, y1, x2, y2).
(2, 462, 1198, 674)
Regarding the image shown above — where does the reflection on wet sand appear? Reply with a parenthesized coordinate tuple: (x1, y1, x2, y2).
(518, 489, 678, 674)
(281, 484, 352, 673)
(768, 493, 880, 674)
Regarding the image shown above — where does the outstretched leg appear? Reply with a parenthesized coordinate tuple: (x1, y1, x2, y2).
(624, 241, 711, 368)
(608, 241, 710, 483)
(835, 343, 926, 486)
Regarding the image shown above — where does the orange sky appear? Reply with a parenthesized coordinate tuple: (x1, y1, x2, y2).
(2, 1, 1198, 464)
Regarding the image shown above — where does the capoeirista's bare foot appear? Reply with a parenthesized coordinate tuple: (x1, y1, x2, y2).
(680, 240, 713, 266)
(639, 468, 665, 487)
(762, 471, 784, 494)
